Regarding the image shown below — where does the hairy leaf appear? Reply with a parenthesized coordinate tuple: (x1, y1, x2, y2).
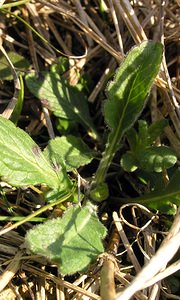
(44, 135, 93, 171)
(26, 203, 107, 275)
(0, 116, 61, 189)
(94, 41, 163, 186)
(121, 119, 176, 173)
(104, 42, 163, 133)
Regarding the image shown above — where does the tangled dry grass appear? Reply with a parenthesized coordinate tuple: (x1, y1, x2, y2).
(0, 1, 180, 299)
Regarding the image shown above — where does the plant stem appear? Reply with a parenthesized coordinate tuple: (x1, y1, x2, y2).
(94, 127, 122, 186)
(0, 216, 46, 222)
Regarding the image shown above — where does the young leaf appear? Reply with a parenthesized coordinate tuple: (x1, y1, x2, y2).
(44, 135, 94, 172)
(137, 120, 150, 149)
(126, 128, 138, 152)
(25, 203, 107, 275)
(121, 146, 177, 173)
(25, 72, 98, 139)
(94, 41, 163, 186)
(89, 182, 109, 202)
(50, 57, 69, 75)
(0, 116, 61, 189)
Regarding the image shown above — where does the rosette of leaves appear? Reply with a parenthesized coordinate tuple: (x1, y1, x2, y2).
(26, 41, 166, 275)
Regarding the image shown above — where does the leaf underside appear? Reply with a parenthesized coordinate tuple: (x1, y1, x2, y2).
(26, 203, 107, 275)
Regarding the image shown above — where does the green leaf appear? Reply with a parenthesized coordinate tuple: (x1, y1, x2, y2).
(104, 41, 163, 133)
(138, 146, 177, 173)
(25, 203, 107, 275)
(0, 51, 30, 80)
(134, 168, 180, 214)
(94, 41, 163, 186)
(121, 120, 175, 173)
(0, 116, 61, 189)
(126, 128, 138, 152)
(137, 120, 149, 148)
(50, 57, 69, 75)
(121, 146, 177, 173)
(25, 72, 98, 139)
(44, 135, 94, 172)
(116, 168, 180, 215)
(136, 169, 166, 191)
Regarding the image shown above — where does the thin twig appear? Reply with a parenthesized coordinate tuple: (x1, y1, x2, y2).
(0, 250, 24, 292)
(116, 207, 180, 300)
(0, 46, 20, 119)
(113, 212, 141, 273)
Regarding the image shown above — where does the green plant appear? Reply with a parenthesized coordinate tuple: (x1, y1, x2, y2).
(121, 119, 177, 173)
(0, 41, 179, 275)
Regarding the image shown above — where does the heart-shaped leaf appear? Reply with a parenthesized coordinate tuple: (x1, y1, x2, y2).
(26, 203, 107, 275)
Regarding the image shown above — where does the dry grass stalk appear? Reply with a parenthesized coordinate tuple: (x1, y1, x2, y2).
(22, 264, 101, 300)
(0, 46, 20, 119)
(0, 250, 23, 292)
(116, 207, 180, 300)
